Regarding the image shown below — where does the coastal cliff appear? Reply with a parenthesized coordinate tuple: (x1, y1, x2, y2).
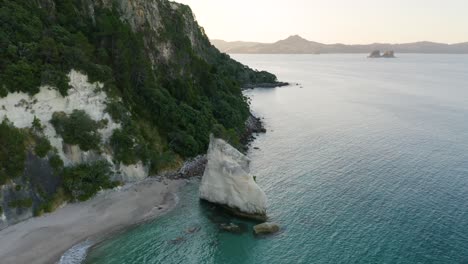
(0, 0, 277, 229)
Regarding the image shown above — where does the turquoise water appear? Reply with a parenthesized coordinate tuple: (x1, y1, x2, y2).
(85, 54, 468, 263)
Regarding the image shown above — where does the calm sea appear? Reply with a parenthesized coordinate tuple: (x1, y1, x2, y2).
(83, 54, 468, 264)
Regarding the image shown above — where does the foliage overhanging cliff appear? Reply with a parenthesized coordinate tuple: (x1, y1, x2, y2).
(0, 0, 277, 159)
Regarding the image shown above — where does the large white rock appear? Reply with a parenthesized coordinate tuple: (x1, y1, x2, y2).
(199, 136, 267, 219)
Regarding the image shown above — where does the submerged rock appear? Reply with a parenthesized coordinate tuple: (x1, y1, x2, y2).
(199, 136, 267, 221)
(253, 222, 280, 235)
(219, 223, 243, 234)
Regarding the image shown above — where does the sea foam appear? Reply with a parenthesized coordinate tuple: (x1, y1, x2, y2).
(57, 240, 94, 264)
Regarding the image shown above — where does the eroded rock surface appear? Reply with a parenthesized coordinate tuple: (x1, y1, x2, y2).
(199, 136, 267, 220)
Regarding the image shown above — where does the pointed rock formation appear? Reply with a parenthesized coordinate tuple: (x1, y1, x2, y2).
(199, 136, 267, 220)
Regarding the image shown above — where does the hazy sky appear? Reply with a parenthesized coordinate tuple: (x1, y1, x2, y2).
(174, 0, 468, 44)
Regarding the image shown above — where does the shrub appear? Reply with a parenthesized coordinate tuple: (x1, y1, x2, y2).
(31, 116, 44, 133)
(50, 110, 101, 151)
(110, 128, 140, 165)
(62, 160, 118, 201)
(0, 120, 26, 184)
(49, 154, 64, 171)
(36, 187, 67, 216)
(34, 136, 52, 158)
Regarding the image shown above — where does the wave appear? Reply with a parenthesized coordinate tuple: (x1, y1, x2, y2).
(57, 239, 94, 264)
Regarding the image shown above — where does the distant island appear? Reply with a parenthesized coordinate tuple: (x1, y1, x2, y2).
(212, 35, 468, 54)
(368, 50, 396, 58)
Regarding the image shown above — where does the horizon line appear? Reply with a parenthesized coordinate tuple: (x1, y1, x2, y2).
(211, 35, 468, 46)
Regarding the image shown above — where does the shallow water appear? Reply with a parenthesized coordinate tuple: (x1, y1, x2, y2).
(85, 54, 468, 263)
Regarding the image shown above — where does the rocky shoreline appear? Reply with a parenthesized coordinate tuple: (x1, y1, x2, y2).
(243, 82, 289, 89)
(169, 111, 268, 180)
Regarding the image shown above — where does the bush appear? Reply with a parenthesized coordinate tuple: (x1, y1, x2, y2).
(31, 116, 44, 133)
(34, 136, 52, 158)
(62, 160, 119, 201)
(0, 120, 26, 185)
(110, 128, 140, 165)
(49, 154, 64, 171)
(35, 187, 67, 216)
(50, 110, 101, 151)
(168, 131, 199, 158)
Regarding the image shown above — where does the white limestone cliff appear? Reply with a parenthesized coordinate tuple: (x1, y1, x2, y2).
(0, 70, 147, 179)
(199, 136, 267, 219)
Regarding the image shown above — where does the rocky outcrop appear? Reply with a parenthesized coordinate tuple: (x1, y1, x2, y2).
(253, 222, 280, 235)
(368, 50, 396, 58)
(243, 82, 289, 89)
(199, 136, 267, 221)
(368, 50, 382, 58)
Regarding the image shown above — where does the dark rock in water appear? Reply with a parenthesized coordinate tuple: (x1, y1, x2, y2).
(253, 222, 280, 235)
(220, 223, 242, 233)
(220, 204, 267, 222)
(254, 147, 260, 150)
(242, 113, 266, 146)
(368, 50, 395, 58)
(368, 50, 382, 58)
(243, 82, 289, 89)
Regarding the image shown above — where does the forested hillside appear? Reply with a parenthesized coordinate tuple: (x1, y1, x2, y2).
(0, 0, 278, 227)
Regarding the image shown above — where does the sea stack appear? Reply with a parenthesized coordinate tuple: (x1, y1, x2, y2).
(199, 136, 267, 221)
(368, 50, 395, 58)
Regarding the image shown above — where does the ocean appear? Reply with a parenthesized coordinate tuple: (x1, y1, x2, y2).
(83, 54, 468, 263)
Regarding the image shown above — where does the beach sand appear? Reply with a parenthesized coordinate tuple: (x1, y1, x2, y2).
(0, 178, 184, 264)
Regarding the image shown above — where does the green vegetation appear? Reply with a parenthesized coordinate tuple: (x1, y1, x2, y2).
(0, 0, 276, 158)
(31, 116, 44, 133)
(0, 119, 27, 185)
(0, 0, 279, 217)
(34, 136, 52, 158)
(51, 110, 101, 151)
(49, 154, 64, 172)
(0, 206, 3, 215)
(35, 188, 67, 216)
(62, 161, 119, 201)
(9, 198, 33, 208)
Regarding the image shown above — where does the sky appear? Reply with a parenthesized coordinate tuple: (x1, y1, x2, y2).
(174, 0, 468, 44)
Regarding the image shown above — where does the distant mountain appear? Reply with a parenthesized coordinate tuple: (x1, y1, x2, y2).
(212, 35, 468, 54)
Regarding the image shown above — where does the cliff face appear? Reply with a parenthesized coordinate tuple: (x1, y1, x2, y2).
(0, 0, 277, 229)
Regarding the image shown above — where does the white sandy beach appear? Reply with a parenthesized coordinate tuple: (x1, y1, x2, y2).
(0, 178, 184, 264)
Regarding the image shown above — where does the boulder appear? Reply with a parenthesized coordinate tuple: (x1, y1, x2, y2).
(253, 222, 280, 235)
(199, 136, 267, 220)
